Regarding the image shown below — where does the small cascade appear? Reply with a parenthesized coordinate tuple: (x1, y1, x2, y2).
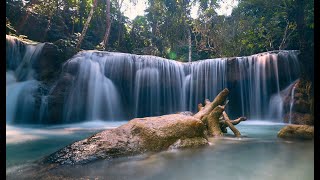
(6, 36, 44, 124)
(267, 93, 284, 121)
(39, 96, 49, 123)
(267, 80, 298, 122)
(289, 83, 297, 123)
(6, 72, 39, 123)
(236, 51, 300, 119)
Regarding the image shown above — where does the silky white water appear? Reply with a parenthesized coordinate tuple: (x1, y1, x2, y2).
(51, 50, 300, 123)
(6, 35, 44, 124)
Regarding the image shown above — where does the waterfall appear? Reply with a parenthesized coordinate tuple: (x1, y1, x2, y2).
(267, 94, 284, 121)
(6, 38, 300, 124)
(57, 51, 298, 122)
(236, 52, 300, 119)
(6, 36, 44, 124)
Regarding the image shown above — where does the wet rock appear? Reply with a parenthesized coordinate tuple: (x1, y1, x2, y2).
(283, 112, 314, 125)
(277, 125, 314, 139)
(32, 43, 65, 82)
(168, 137, 208, 150)
(293, 99, 310, 113)
(43, 114, 207, 165)
(178, 111, 194, 116)
(46, 73, 74, 124)
(282, 79, 314, 125)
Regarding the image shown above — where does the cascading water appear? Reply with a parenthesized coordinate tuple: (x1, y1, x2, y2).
(62, 52, 124, 122)
(6, 35, 44, 124)
(134, 68, 160, 117)
(183, 59, 227, 112)
(267, 80, 298, 122)
(56, 50, 299, 122)
(6, 35, 301, 124)
(289, 82, 297, 123)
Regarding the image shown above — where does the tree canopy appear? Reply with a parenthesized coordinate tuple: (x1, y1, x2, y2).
(6, 0, 314, 62)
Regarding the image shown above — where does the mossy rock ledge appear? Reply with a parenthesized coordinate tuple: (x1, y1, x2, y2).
(277, 124, 314, 140)
(42, 114, 208, 165)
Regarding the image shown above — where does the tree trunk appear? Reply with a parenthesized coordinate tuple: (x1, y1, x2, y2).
(117, 0, 124, 47)
(42, 16, 52, 42)
(188, 27, 192, 62)
(76, 0, 97, 49)
(102, 0, 111, 50)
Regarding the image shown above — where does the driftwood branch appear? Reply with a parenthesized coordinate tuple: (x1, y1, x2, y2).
(194, 88, 246, 137)
(222, 111, 241, 137)
(219, 117, 247, 126)
(206, 105, 225, 136)
(193, 88, 229, 120)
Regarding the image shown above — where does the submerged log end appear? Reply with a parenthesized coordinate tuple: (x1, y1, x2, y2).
(222, 111, 241, 137)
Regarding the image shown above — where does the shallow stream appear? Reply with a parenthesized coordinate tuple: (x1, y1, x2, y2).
(6, 120, 314, 180)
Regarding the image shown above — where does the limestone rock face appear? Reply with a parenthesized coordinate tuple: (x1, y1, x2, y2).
(32, 43, 65, 82)
(283, 112, 314, 125)
(277, 125, 314, 139)
(282, 79, 314, 125)
(43, 114, 208, 165)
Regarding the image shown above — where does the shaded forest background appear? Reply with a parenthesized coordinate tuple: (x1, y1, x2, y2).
(6, 0, 313, 81)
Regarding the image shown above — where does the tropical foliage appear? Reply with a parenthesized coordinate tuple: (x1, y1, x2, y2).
(6, 0, 314, 62)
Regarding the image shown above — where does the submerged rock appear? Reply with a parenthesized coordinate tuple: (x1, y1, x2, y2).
(43, 114, 208, 165)
(277, 125, 314, 139)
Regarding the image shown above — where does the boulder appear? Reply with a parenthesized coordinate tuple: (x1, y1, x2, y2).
(277, 125, 314, 139)
(43, 114, 208, 165)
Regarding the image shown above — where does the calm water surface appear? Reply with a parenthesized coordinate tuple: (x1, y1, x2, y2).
(6, 120, 314, 180)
